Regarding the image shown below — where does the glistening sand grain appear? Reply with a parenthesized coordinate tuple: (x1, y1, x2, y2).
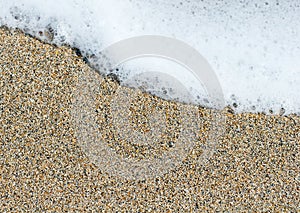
(0, 27, 299, 212)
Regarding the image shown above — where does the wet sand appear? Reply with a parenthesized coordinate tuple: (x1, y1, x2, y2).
(0, 27, 299, 212)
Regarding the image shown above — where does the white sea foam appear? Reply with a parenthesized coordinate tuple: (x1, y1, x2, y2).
(1, 0, 299, 114)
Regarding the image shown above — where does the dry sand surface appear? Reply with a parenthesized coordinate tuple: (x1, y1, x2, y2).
(0, 27, 299, 212)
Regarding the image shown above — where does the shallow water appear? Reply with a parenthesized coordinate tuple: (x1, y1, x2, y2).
(1, 0, 299, 114)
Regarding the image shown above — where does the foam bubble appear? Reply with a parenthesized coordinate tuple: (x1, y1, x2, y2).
(1, 0, 299, 114)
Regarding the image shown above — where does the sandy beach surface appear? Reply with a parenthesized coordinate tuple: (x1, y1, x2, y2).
(0, 27, 299, 212)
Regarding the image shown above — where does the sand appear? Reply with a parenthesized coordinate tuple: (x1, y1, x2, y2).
(0, 27, 299, 212)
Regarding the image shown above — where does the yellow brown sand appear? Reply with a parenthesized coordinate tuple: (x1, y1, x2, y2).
(0, 27, 299, 212)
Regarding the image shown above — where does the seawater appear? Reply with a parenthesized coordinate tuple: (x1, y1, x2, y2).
(1, 0, 299, 114)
